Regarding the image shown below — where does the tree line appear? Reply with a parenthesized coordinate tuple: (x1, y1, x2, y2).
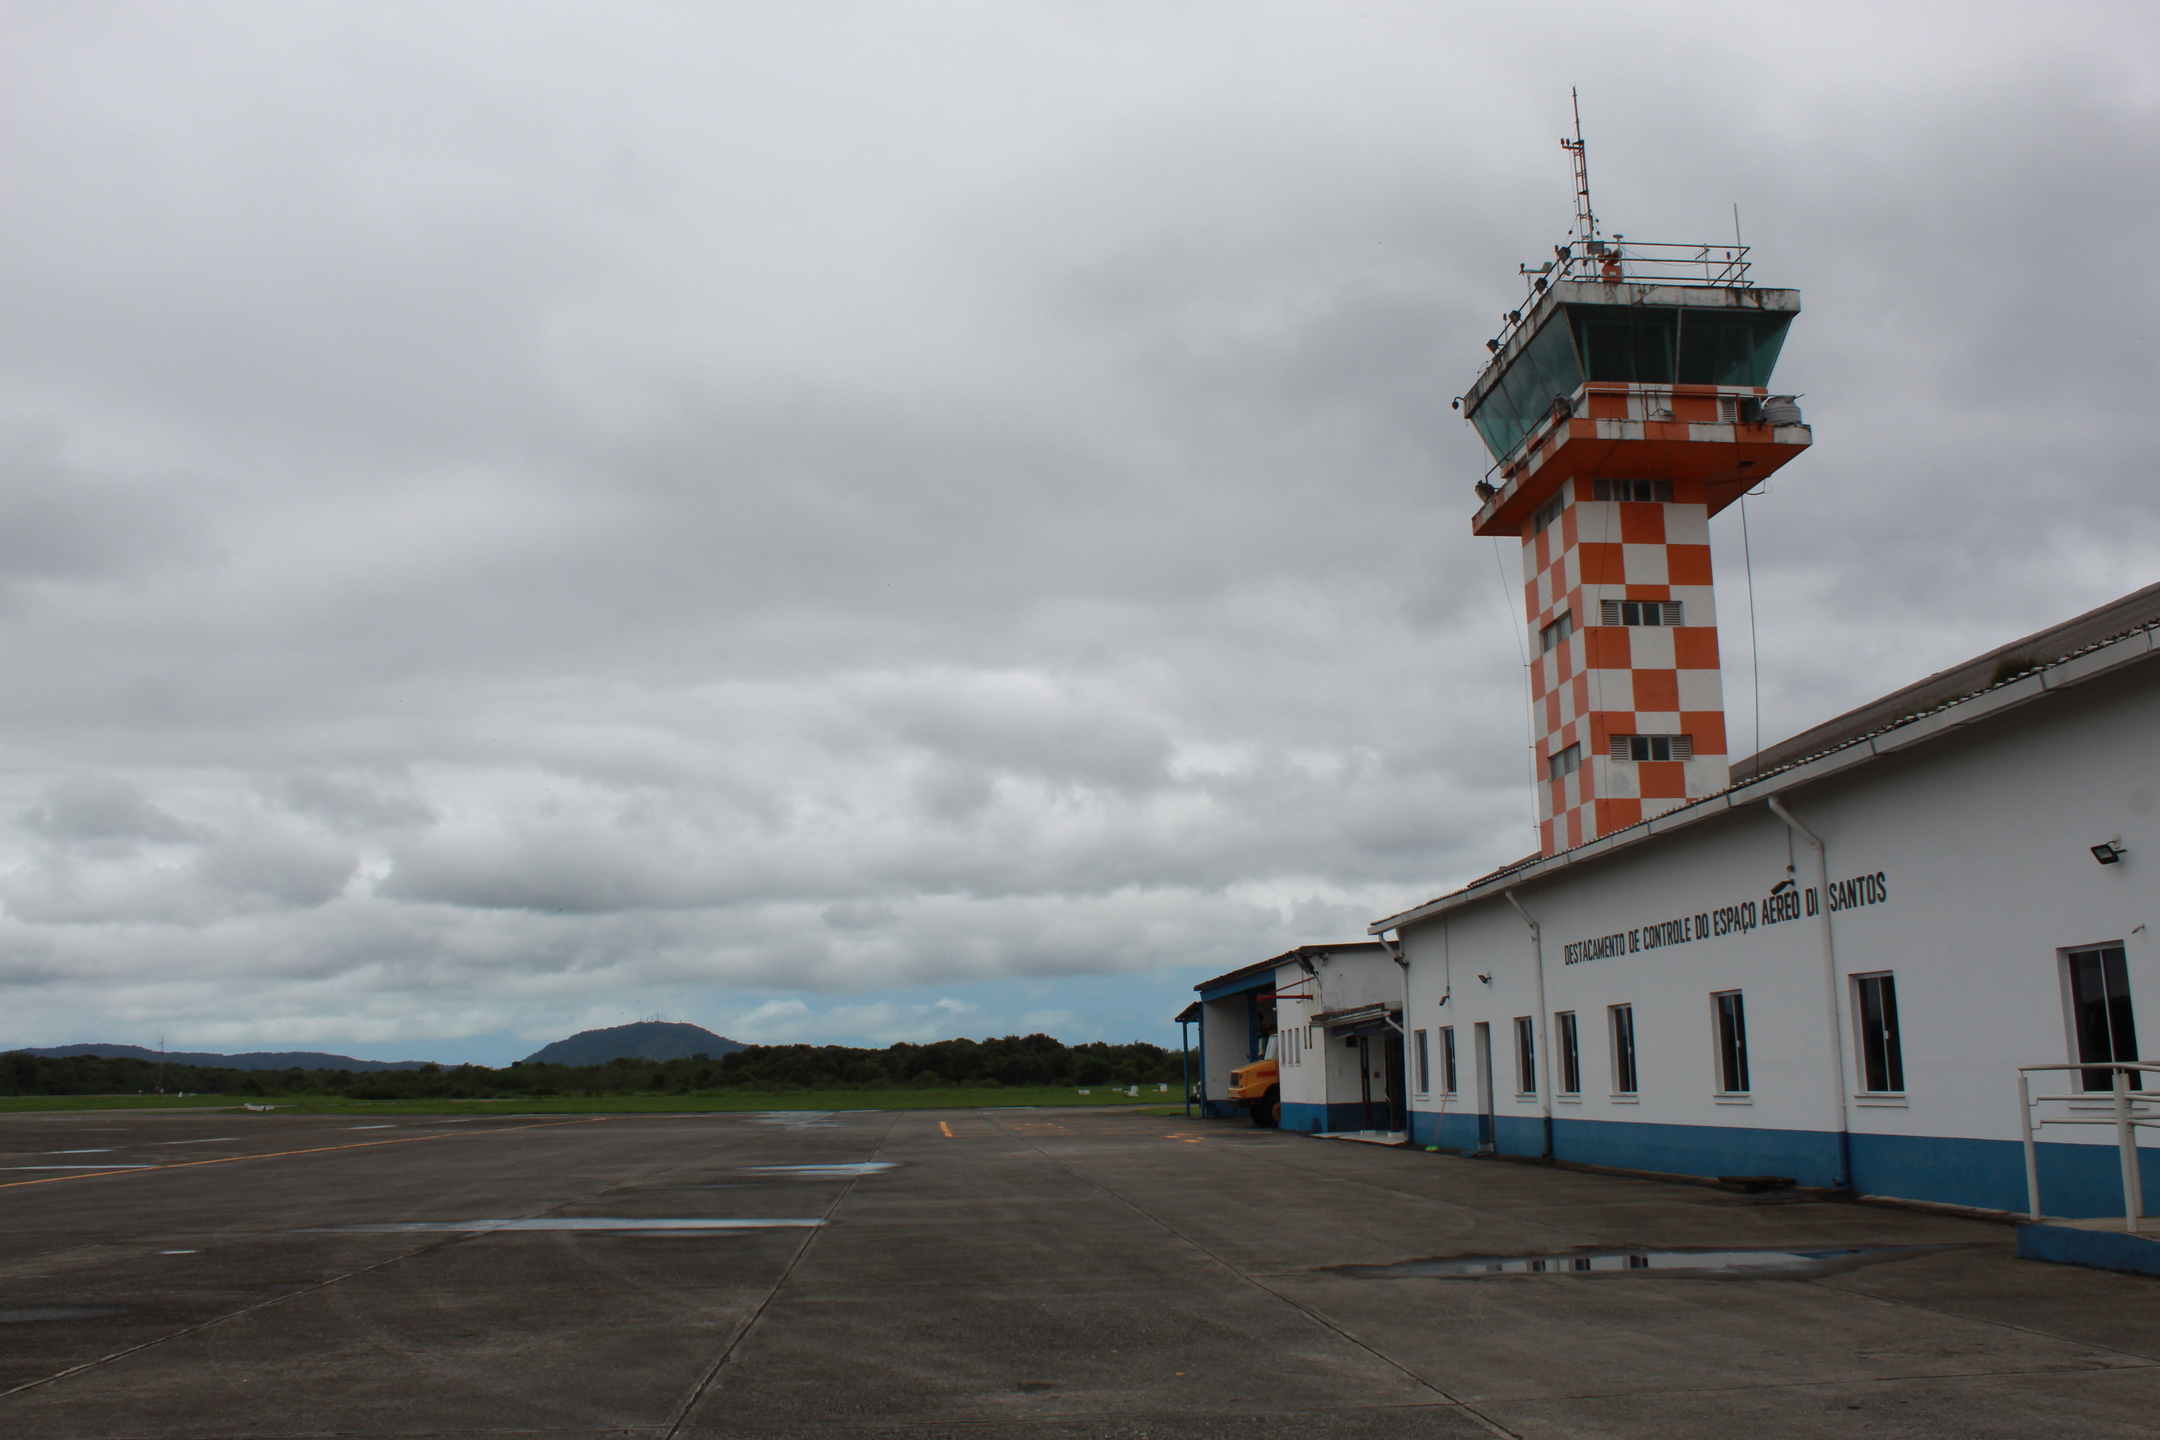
(0, 1032, 1187, 1099)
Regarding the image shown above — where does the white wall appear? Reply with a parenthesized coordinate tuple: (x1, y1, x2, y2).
(1399, 660, 2159, 1160)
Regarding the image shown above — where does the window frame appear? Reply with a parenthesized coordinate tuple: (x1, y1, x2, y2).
(1412, 1028, 1430, 1096)
(1440, 1026, 1458, 1096)
(1556, 1010, 1581, 1096)
(1609, 734, 1694, 762)
(1712, 990, 1750, 1096)
(1539, 610, 1575, 653)
(1547, 742, 1582, 782)
(1851, 972, 1905, 1095)
(1513, 1015, 1537, 1097)
(2065, 943, 2140, 1093)
(1610, 1003, 1638, 1096)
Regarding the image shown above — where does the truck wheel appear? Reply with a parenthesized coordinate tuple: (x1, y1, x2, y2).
(1250, 1088, 1280, 1128)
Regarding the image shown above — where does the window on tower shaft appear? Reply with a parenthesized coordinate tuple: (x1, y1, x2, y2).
(1602, 599, 1684, 627)
(1531, 494, 1565, 534)
(1540, 612, 1574, 653)
(1610, 735, 1693, 762)
(1547, 743, 1582, 781)
(1593, 478, 1673, 503)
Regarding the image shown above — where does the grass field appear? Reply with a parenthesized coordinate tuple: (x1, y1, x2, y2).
(0, 1086, 1188, 1116)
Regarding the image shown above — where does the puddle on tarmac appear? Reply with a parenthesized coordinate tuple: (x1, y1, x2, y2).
(739, 1162, 896, 1177)
(1332, 1244, 1965, 1279)
(0, 1307, 131, 1323)
(313, 1217, 828, 1233)
(749, 1112, 838, 1128)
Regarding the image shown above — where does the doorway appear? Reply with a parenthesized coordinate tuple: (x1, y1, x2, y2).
(1472, 1021, 1495, 1152)
(1383, 1029, 1406, 1133)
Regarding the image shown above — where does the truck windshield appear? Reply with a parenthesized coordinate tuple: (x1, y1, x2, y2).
(1256, 1032, 1276, 1061)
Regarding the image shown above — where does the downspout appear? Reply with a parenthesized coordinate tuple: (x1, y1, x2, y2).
(1768, 794, 1853, 1191)
(1502, 888, 1554, 1159)
(1381, 931, 1410, 1138)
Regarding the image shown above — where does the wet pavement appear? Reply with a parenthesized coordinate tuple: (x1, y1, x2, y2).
(3, 1105, 2159, 1437)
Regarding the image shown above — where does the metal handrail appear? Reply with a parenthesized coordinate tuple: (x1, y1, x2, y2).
(1522, 240, 1754, 292)
(2019, 1061, 2160, 1231)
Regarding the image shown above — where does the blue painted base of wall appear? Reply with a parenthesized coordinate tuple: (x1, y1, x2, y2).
(2018, 1222, 2160, 1277)
(1403, 1107, 2160, 1218)
(1283, 1102, 1370, 1134)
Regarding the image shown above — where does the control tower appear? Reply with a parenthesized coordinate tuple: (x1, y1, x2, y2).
(1461, 123, 1811, 856)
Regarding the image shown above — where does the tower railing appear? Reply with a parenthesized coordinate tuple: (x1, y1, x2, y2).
(2018, 1061, 2160, 1231)
(1521, 240, 1753, 292)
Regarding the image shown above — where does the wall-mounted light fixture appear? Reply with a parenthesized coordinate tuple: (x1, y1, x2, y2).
(1477, 972, 1492, 985)
(2093, 838, 2128, 865)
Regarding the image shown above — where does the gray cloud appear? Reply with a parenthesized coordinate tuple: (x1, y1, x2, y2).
(0, 2, 2153, 1060)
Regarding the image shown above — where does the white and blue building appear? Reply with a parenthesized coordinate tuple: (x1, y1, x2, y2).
(1371, 583, 2160, 1218)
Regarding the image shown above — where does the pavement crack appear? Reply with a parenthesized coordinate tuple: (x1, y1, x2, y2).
(657, 1112, 903, 1439)
(983, 1114, 1524, 1440)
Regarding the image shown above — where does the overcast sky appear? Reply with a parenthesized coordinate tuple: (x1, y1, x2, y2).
(2, 2, 2155, 1065)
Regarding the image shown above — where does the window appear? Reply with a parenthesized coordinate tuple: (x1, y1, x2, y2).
(1547, 743, 1582, 782)
(1556, 1011, 1581, 1095)
(1593, 478, 1673, 503)
(1531, 493, 1566, 534)
(1717, 395, 1739, 423)
(1514, 1016, 1537, 1095)
(1854, 974, 1904, 1093)
(1412, 1029, 1430, 1095)
(2068, 944, 2139, 1092)
(1610, 1004, 1638, 1094)
(1539, 611, 1575, 653)
(1440, 1026, 1458, 1095)
(1600, 598, 1685, 627)
(1610, 734, 1694, 762)
(1713, 991, 1750, 1094)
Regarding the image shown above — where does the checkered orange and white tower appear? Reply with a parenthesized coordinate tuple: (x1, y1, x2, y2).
(1457, 156, 1812, 857)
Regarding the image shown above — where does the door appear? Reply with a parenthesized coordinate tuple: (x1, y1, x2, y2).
(1383, 1031, 1406, 1134)
(1356, 1036, 1375, 1129)
(1472, 1021, 1494, 1151)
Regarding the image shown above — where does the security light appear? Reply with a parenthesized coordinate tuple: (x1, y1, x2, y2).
(1477, 972, 1492, 985)
(2093, 838, 2127, 865)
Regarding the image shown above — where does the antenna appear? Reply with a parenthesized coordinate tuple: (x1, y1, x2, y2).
(1562, 88, 1599, 245)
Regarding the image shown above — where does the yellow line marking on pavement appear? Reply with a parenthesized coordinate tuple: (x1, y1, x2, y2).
(0, 1117, 611, 1193)
(938, 1121, 954, 1138)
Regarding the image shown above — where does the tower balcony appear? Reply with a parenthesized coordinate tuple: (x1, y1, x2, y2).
(1470, 381, 1810, 538)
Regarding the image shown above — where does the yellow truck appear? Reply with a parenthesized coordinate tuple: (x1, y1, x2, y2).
(1228, 1036, 1280, 1127)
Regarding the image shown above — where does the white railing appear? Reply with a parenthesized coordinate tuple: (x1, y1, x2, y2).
(2018, 1061, 2160, 1231)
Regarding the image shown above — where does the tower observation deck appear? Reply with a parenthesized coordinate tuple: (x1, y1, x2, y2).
(1461, 235, 1812, 856)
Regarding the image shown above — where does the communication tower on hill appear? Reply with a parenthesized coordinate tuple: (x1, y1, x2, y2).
(1459, 108, 1812, 857)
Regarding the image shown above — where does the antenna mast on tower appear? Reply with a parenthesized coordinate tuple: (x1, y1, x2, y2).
(1562, 88, 1599, 245)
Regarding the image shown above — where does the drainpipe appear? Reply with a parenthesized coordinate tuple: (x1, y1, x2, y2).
(1768, 794, 1853, 1191)
(1502, 888, 1554, 1159)
(1379, 931, 1410, 1139)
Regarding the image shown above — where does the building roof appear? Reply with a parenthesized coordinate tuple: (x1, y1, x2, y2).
(1191, 942, 1387, 997)
(1370, 585, 2160, 935)
(1730, 579, 2160, 783)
